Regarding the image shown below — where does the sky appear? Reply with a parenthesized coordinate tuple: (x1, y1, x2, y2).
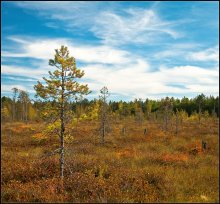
(1, 1, 219, 101)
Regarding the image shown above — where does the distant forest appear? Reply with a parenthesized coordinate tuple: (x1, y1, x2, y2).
(1, 89, 219, 123)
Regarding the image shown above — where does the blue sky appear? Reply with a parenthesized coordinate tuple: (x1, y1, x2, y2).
(1, 1, 219, 101)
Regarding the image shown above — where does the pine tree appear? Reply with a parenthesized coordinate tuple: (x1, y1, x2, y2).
(34, 46, 90, 179)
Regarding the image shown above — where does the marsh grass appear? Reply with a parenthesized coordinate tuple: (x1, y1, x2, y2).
(1, 119, 219, 202)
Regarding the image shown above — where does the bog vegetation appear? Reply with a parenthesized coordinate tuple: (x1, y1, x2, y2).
(1, 46, 219, 203)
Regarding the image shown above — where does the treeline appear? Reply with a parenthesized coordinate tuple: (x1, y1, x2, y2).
(109, 95, 219, 117)
(1, 88, 38, 122)
(1, 88, 219, 123)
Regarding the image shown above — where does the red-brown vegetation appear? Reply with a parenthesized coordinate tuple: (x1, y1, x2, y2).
(1, 118, 219, 202)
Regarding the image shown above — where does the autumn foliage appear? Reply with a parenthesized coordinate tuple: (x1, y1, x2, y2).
(1, 117, 219, 203)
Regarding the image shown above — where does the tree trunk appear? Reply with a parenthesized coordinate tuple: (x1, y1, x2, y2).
(25, 102, 28, 123)
(60, 70, 65, 179)
(175, 114, 178, 135)
(122, 127, 126, 136)
(102, 120, 105, 144)
(198, 104, 201, 125)
(14, 101, 16, 121)
(164, 113, 168, 131)
(23, 102, 25, 122)
(12, 101, 15, 121)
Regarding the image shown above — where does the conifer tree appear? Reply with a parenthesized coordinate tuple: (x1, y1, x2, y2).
(34, 46, 90, 178)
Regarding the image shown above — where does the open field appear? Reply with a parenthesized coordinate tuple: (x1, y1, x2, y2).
(2, 1, 219, 203)
(1, 118, 219, 203)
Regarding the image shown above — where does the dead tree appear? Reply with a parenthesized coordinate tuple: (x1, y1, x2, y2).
(135, 108, 144, 125)
(144, 128, 147, 136)
(195, 94, 205, 125)
(202, 141, 207, 151)
(12, 87, 18, 122)
(75, 94, 83, 132)
(211, 103, 217, 122)
(122, 126, 126, 136)
(18, 90, 29, 123)
(175, 110, 179, 135)
(175, 113, 178, 135)
(135, 99, 144, 125)
(99, 86, 110, 144)
(160, 97, 173, 131)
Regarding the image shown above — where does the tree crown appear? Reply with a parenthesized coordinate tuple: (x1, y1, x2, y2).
(34, 46, 90, 102)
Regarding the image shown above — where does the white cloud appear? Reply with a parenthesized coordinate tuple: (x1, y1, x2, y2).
(2, 36, 133, 65)
(153, 43, 197, 59)
(1, 64, 49, 79)
(153, 44, 219, 64)
(3, 76, 36, 82)
(188, 46, 219, 62)
(2, 36, 219, 100)
(2, 2, 218, 100)
(91, 9, 181, 45)
(1, 84, 35, 94)
(14, 1, 104, 29)
(14, 2, 182, 46)
(83, 63, 219, 99)
(153, 43, 198, 59)
(158, 65, 218, 84)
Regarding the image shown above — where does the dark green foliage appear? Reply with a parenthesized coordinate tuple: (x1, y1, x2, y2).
(1, 94, 219, 122)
